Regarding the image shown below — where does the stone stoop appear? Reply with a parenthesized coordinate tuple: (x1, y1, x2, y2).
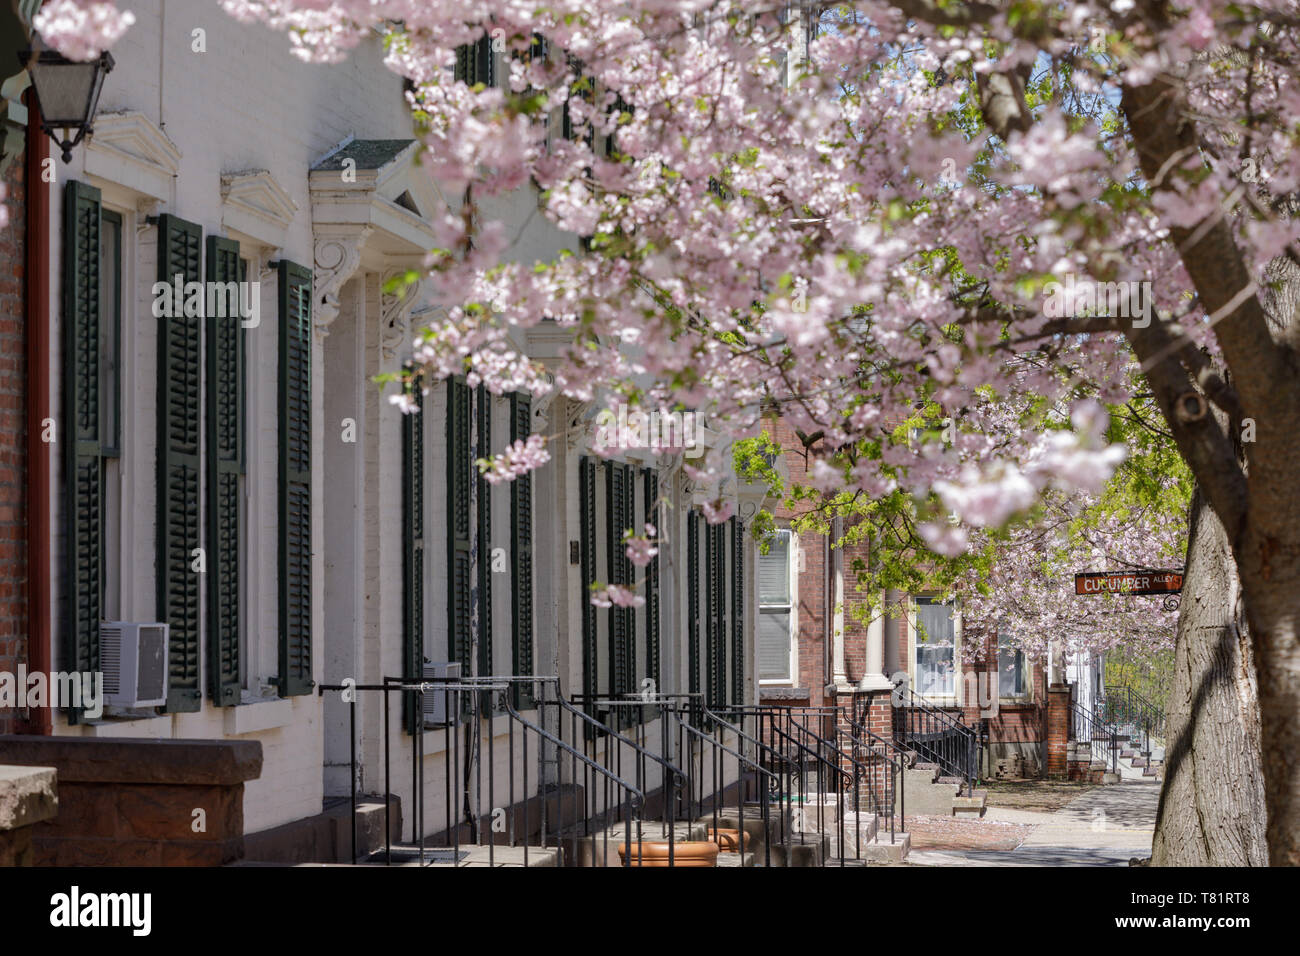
(0, 765, 59, 866)
(898, 763, 983, 816)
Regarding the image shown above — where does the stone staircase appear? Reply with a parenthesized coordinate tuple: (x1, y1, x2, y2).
(1116, 738, 1165, 782)
(899, 758, 988, 817)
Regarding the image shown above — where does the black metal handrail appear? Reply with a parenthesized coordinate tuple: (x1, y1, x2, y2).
(725, 705, 865, 866)
(1100, 684, 1165, 756)
(318, 676, 646, 867)
(840, 713, 908, 845)
(1068, 697, 1119, 775)
(670, 703, 778, 866)
(884, 683, 977, 796)
(553, 692, 687, 839)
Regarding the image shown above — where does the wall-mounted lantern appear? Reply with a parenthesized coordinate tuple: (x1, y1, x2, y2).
(19, 38, 114, 163)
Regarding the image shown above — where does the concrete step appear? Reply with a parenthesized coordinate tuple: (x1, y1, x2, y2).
(715, 850, 756, 867)
(1131, 757, 1149, 767)
(952, 791, 987, 817)
(803, 811, 880, 857)
(355, 843, 559, 867)
(768, 836, 828, 867)
(832, 832, 911, 864)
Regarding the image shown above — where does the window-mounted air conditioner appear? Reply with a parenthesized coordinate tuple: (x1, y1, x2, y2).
(101, 622, 169, 708)
(421, 661, 462, 726)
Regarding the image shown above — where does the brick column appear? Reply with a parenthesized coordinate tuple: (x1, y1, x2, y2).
(1046, 684, 1071, 778)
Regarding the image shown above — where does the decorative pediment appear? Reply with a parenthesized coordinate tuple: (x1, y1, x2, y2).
(85, 110, 181, 202)
(309, 137, 441, 259)
(221, 169, 298, 248)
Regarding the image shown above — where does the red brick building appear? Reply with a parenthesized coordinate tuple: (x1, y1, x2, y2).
(758, 415, 1051, 778)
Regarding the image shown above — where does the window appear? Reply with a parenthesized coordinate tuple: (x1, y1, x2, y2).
(998, 631, 1028, 698)
(758, 529, 795, 682)
(913, 597, 957, 698)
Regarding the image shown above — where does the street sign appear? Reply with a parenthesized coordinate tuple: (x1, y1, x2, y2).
(1074, 570, 1183, 596)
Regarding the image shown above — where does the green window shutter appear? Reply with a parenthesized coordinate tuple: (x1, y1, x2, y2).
(605, 462, 627, 703)
(454, 35, 494, 86)
(447, 378, 472, 680)
(401, 372, 424, 733)
(579, 456, 597, 713)
(642, 468, 660, 699)
(730, 517, 744, 706)
(62, 180, 103, 723)
(277, 259, 314, 697)
(687, 510, 700, 703)
(157, 214, 203, 713)
(510, 393, 534, 708)
(205, 235, 243, 706)
(705, 521, 720, 710)
(476, 386, 492, 688)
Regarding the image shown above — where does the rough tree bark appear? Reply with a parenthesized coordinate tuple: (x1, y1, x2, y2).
(1151, 488, 1268, 866)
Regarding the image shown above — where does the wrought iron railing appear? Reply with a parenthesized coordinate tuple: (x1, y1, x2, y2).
(840, 712, 907, 844)
(319, 676, 646, 866)
(1068, 697, 1119, 775)
(882, 683, 977, 796)
(1100, 684, 1165, 755)
(724, 704, 902, 865)
(669, 702, 777, 866)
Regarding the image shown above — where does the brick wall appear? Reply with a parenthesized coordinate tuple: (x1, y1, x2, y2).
(0, 145, 26, 737)
(767, 416, 823, 706)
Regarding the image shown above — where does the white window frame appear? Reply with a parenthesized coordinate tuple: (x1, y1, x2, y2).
(997, 629, 1031, 702)
(909, 595, 961, 705)
(757, 528, 798, 685)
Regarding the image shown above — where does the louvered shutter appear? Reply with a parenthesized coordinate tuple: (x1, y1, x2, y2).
(705, 521, 724, 710)
(605, 462, 628, 706)
(476, 387, 492, 685)
(157, 214, 203, 713)
(454, 36, 494, 87)
(446, 379, 472, 686)
(401, 373, 424, 732)
(205, 236, 243, 706)
(579, 456, 597, 714)
(475, 387, 494, 715)
(730, 517, 744, 706)
(687, 510, 700, 705)
(277, 260, 313, 697)
(642, 468, 660, 700)
(62, 181, 103, 722)
(510, 394, 534, 708)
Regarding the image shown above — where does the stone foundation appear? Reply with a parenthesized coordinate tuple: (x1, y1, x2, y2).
(0, 736, 261, 865)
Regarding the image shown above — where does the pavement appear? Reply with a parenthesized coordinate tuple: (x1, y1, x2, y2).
(907, 780, 1159, 867)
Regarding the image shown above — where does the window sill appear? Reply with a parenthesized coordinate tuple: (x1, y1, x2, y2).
(78, 710, 172, 735)
(224, 696, 295, 735)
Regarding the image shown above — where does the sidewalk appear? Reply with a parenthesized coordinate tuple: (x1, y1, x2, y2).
(907, 780, 1159, 867)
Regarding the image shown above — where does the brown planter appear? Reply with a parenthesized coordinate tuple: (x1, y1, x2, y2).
(706, 828, 751, 853)
(616, 840, 719, 867)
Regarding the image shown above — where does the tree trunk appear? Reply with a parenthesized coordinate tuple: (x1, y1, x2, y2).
(1151, 488, 1267, 866)
(1237, 522, 1300, 865)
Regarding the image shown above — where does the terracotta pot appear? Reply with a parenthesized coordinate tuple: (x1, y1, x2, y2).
(706, 827, 751, 853)
(616, 840, 719, 867)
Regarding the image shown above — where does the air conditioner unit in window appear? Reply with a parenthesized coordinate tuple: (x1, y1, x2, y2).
(100, 622, 169, 708)
(421, 661, 462, 726)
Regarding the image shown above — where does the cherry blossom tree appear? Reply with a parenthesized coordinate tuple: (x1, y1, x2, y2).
(31, 0, 1300, 863)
